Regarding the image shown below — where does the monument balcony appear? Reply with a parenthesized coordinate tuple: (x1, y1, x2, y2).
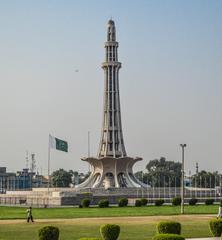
(104, 41, 118, 47)
(102, 62, 121, 68)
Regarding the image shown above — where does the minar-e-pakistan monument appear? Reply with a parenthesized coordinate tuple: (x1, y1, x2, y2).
(78, 20, 144, 189)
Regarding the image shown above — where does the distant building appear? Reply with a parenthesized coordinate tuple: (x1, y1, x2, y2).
(15, 168, 33, 190)
(0, 167, 47, 192)
(32, 174, 48, 188)
(0, 167, 16, 192)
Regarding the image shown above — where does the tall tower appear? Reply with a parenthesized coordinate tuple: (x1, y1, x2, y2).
(98, 20, 126, 158)
(78, 20, 143, 189)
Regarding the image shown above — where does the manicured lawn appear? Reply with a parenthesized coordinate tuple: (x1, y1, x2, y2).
(0, 205, 218, 220)
(0, 215, 215, 240)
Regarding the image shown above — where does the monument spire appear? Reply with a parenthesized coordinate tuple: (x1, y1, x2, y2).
(98, 19, 126, 158)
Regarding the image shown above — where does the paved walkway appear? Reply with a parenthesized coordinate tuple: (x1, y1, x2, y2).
(0, 214, 216, 224)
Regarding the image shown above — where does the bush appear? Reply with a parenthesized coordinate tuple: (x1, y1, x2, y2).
(188, 198, 198, 206)
(100, 224, 120, 240)
(209, 219, 222, 237)
(118, 198, 128, 207)
(155, 199, 164, 206)
(153, 234, 185, 240)
(205, 199, 214, 205)
(141, 198, 148, 206)
(98, 199, 109, 208)
(157, 221, 181, 235)
(172, 197, 181, 206)
(38, 226, 59, 240)
(81, 198, 91, 208)
(135, 199, 142, 207)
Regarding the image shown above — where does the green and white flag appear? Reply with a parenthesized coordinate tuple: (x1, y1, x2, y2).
(49, 135, 68, 152)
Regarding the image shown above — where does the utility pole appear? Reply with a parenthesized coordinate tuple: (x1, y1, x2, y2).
(30, 153, 36, 173)
(180, 144, 187, 214)
(25, 151, 29, 169)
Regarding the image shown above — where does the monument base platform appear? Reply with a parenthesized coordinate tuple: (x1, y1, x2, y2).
(76, 156, 144, 189)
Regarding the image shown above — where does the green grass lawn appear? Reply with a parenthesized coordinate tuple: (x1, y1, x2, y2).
(0, 216, 215, 240)
(0, 205, 218, 220)
(0, 205, 218, 240)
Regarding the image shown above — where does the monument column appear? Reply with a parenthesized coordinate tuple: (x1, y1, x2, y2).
(98, 20, 126, 159)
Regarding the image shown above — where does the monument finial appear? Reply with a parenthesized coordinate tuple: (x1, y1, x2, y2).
(107, 19, 116, 41)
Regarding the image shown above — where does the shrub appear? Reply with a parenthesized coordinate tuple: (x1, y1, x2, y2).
(100, 224, 120, 240)
(98, 199, 109, 208)
(155, 199, 164, 206)
(188, 198, 198, 206)
(81, 198, 91, 208)
(135, 199, 142, 207)
(153, 234, 185, 240)
(38, 226, 59, 240)
(118, 198, 128, 207)
(209, 219, 222, 237)
(172, 197, 181, 206)
(141, 198, 148, 206)
(157, 221, 181, 235)
(205, 199, 214, 205)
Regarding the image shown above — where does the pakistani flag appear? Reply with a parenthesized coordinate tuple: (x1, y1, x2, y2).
(49, 135, 68, 152)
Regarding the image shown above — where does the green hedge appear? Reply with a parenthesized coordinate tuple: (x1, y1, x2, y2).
(188, 198, 198, 206)
(172, 197, 181, 206)
(157, 221, 181, 235)
(118, 198, 128, 207)
(38, 226, 59, 240)
(155, 199, 164, 206)
(98, 199, 109, 208)
(205, 199, 214, 205)
(135, 199, 142, 207)
(153, 234, 185, 240)
(81, 198, 91, 208)
(100, 224, 120, 240)
(209, 219, 222, 237)
(141, 198, 148, 206)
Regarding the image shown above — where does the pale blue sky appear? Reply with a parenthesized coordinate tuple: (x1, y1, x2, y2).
(0, 0, 221, 174)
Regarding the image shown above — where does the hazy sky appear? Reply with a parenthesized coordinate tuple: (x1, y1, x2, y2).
(0, 0, 221, 175)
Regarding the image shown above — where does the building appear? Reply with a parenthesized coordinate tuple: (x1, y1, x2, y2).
(77, 20, 144, 189)
(0, 167, 47, 192)
(0, 167, 16, 192)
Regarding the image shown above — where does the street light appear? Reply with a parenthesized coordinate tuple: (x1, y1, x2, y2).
(180, 144, 187, 214)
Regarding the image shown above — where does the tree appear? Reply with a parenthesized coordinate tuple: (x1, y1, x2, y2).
(78, 171, 91, 184)
(136, 157, 182, 187)
(51, 168, 72, 187)
(191, 171, 222, 188)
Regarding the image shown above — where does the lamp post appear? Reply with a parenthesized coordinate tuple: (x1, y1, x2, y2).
(180, 144, 187, 214)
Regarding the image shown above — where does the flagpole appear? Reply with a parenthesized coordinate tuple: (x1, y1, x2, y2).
(88, 131, 90, 157)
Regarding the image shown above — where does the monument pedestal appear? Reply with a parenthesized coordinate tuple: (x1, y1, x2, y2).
(76, 157, 143, 189)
